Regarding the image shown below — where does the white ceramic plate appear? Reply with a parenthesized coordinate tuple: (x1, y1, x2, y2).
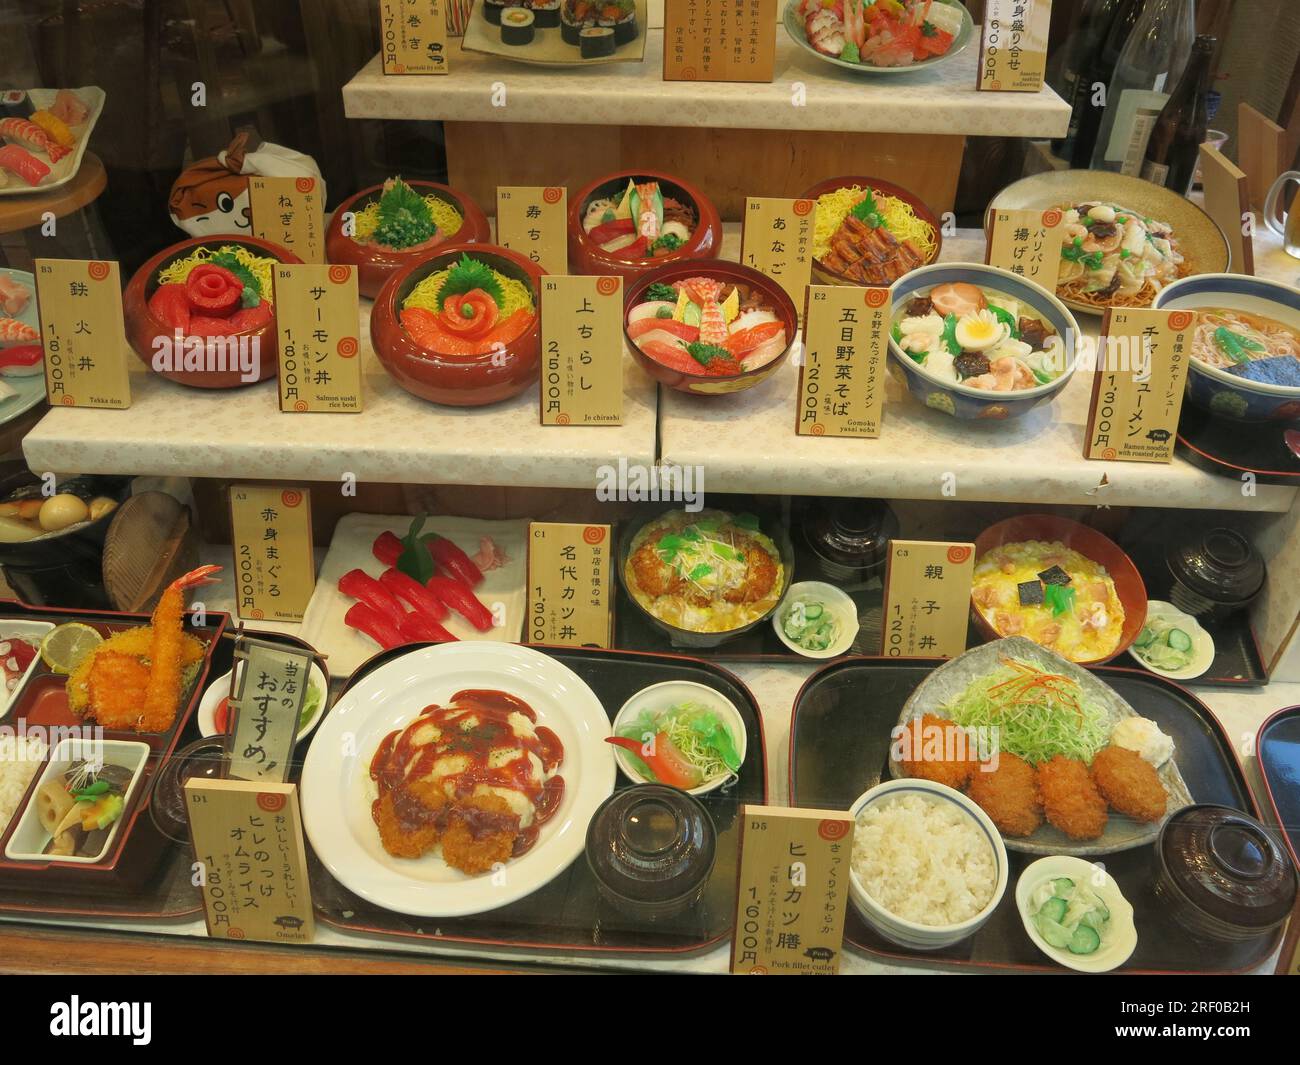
(1015, 855, 1137, 973)
(783, 0, 974, 76)
(0, 87, 106, 198)
(197, 662, 329, 744)
(772, 581, 859, 659)
(299, 512, 528, 677)
(0, 268, 48, 430)
(301, 642, 614, 917)
(0, 618, 53, 719)
(1126, 600, 1215, 681)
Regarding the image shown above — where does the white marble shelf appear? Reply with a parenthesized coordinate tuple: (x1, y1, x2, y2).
(342, 29, 1070, 138)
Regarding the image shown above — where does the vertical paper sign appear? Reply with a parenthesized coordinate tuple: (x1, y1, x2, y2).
(229, 485, 315, 622)
(380, 0, 448, 74)
(526, 522, 613, 648)
(248, 176, 325, 264)
(731, 805, 852, 975)
(663, 0, 776, 83)
(881, 540, 975, 658)
(34, 259, 130, 409)
(1085, 308, 1193, 464)
(497, 186, 568, 275)
(797, 285, 889, 438)
(985, 207, 1065, 291)
(741, 198, 815, 321)
(226, 638, 313, 784)
(273, 264, 362, 412)
(540, 275, 624, 426)
(186, 778, 315, 944)
(978, 0, 1051, 93)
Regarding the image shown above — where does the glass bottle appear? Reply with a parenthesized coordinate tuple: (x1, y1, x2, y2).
(1051, 0, 1129, 158)
(1067, 0, 1145, 167)
(1141, 35, 1216, 195)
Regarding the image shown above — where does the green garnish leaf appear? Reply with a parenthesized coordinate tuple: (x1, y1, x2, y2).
(687, 563, 712, 581)
(839, 40, 860, 63)
(396, 513, 435, 583)
(921, 20, 937, 36)
(651, 232, 684, 253)
(849, 187, 885, 230)
(940, 313, 961, 357)
(1062, 244, 1104, 270)
(733, 512, 761, 531)
(206, 249, 262, 305)
(436, 254, 505, 311)
(645, 282, 678, 302)
(373, 177, 437, 250)
(891, 322, 902, 344)
(1213, 326, 1265, 365)
(1044, 583, 1077, 617)
(987, 302, 1019, 339)
(685, 341, 731, 366)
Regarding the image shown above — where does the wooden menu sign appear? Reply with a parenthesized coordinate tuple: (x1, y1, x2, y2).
(985, 207, 1065, 291)
(1085, 308, 1193, 464)
(229, 485, 315, 622)
(248, 176, 325, 264)
(731, 805, 852, 975)
(186, 778, 315, 944)
(540, 275, 623, 426)
(273, 263, 362, 413)
(664, 0, 777, 83)
(497, 186, 567, 275)
(526, 522, 613, 648)
(977, 0, 1052, 93)
(379, 0, 448, 75)
(881, 539, 975, 658)
(797, 285, 889, 438)
(1198, 145, 1255, 276)
(226, 637, 313, 784)
(34, 258, 131, 409)
(741, 197, 815, 321)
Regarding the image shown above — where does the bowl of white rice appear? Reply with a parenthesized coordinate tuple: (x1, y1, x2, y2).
(848, 778, 1008, 950)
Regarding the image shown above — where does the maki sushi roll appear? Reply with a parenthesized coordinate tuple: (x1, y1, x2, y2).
(0, 90, 34, 120)
(579, 24, 615, 57)
(530, 0, 561, 27)
(609, 0, 637, 45)
(482, 0, 508, 24)
(561, 0, 594, 44)
(501, 6, 536, 44)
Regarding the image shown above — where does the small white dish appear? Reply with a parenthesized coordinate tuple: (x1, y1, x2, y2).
(197, 661, 329, 744)
(1015, 855, 1137, 973)
(0, 619, 53, 720)
(772, 581, 859, 659)
(610, 680, 746, 796)
(1126, 600, 1215, 681)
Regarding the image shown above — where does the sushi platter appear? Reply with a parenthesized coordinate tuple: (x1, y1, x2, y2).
(462, 0, 647, 67)
(0, 87, 105, 197)
(0, 268, 48, 429)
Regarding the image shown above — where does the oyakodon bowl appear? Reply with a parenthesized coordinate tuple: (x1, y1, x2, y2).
(1153, 274, 1300, 424)
(623, 259, 797, 396)
(972, 513, 1148, 666)
(124, 236, 301, 389)
(326, 181, 490, 300)
(887, 262, 1082, 421)
(370, 242, 544, 407)
(569, 170, 721, 284)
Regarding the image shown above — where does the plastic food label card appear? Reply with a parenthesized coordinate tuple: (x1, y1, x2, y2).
(226, 637, 313, 784)
(497, 187, 568, 275)
(380, 0, 449, 75)
(977, 0, 1051, 93)
(248, 176, 325, 265)
(526, 522, 613, 648)
(881, 539, 975, 658)
(797, 285, 889, 438)
(273, 263, 363, 413)
(664, 0, 776, 83)
(985, 208, 1065, 291)
(540, 275, 624, 426)
(1085, 308, 1192, 464)
(229, 485, 316, 622)
(731, 805, 852, 975)
(741, 197, 815, 324)
(34, 258, 131, 409)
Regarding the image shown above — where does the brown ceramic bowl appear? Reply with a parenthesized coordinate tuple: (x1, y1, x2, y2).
(123, 235, 301, 389)
(972, 513, 1148, 666)
(623, 259, 796, 397)
(569, 170, 722, 284)
(326, 180, 490, 299)
(800, 175, 942, 287)
(370, 242, 544, 407)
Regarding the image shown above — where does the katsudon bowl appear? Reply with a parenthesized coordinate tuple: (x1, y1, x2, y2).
(887, 262, 1082, 421)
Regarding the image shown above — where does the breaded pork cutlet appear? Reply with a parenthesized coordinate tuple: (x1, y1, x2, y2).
(968, 752, 1042, 837)
(1037, 755, 1108, 840)
(898, 713, 978, 791)
(1091, 744, 1167, 823)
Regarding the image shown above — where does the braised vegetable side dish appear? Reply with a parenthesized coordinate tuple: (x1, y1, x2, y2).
(796, 0, 963, 68)
(1055, 202, 1185, 310)
(581, 179, 695, 260)
(400, 254, 536, 357)
(34, 758, 133, 858)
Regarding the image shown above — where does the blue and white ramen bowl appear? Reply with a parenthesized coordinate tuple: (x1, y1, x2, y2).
(887, 262, 1082, 421)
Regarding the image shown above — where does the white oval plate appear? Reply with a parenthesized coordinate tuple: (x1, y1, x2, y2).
(301, 642, 614, 918)
(1126, 600, 1215, 681)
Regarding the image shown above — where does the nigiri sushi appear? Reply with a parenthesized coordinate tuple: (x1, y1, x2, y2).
(0, 318, 39, 347)
(0, 117, 70, 163)
(50, 89, 89, 127)
(0, 144, 48, 186)
(0, 345, 42, 377)
(29, 110, 74, 149)
(0, 276, 30, 317)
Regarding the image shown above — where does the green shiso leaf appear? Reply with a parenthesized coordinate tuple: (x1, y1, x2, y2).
(436, 254, 505, 310)
(849, 186, 885, 230)
(373, 177, 437, 250)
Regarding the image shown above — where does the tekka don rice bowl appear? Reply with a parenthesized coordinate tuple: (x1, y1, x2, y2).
(887, 263, 1080, 420)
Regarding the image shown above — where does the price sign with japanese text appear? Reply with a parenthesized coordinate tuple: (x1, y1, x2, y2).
(1085, 308, 1192, 464)
(226, 637, 313, 784)
(731, 805, 852, 975)
(229, 485, 315, 622)
(881, 540, 975, 658)
(34, 258, 131, 409)
(497, 186, 567, 275)
(186, 778, 315, 944)
(526, 522, 612, 648)
(986, 207, 1065, 290)
(978, 0, 1052, 93)
(797, 285, 889, 438)
(540, 275, 623, 426)
(664, 0, 776, 83)
(273, 264, 362, 413)
(248, 176, 325, 264)
(379, 0, 448, 74)
(741, 197, 815, 322)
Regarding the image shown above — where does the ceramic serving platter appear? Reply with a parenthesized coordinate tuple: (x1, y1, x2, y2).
(0, 268, 48, 429)
(461, 0, 647, 67)
(0, 87, 106, 198)
(887, 636, 1193, 856)
(782, 0, 974, 77)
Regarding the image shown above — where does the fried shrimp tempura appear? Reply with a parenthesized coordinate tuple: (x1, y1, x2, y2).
(1037, 755, 1108, 840)
(898, 713, 978, 791)
(1091, 744, 1167, 823)
(968, 752, 1042, 837)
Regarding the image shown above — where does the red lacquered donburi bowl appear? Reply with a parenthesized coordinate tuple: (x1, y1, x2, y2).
(623, 259, 797, 397)
(124, 235, 301, 389)
(326, 180, 490, 300)
(371, 242, 545, 407)
(569, 170, 722, 284)
(972, 514, 1148, 666)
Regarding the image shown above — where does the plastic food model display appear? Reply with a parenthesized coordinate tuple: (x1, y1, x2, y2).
(0, 89, 92, 188)
(793, 0, 967, 69)
(804, 176, 941, 285)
